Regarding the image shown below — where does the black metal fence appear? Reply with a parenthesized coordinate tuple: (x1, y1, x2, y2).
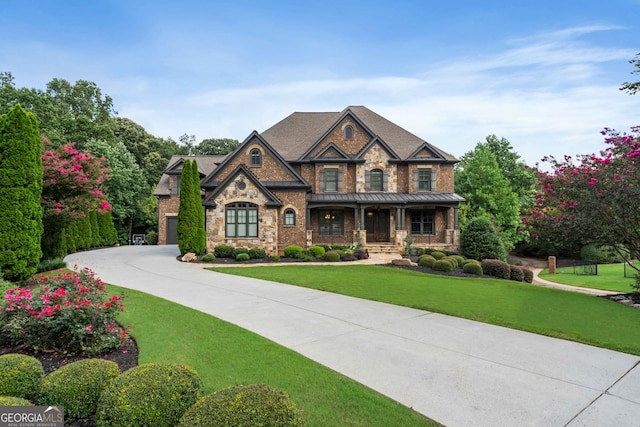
(555, 259, 598, 275)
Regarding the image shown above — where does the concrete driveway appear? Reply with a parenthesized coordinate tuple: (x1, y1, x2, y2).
(66, 245, 640, 427)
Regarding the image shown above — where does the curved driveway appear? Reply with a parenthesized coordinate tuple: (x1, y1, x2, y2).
(66, 246, 640, 427)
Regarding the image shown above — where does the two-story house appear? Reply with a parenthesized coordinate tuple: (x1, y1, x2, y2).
(155, 106, 465, 254)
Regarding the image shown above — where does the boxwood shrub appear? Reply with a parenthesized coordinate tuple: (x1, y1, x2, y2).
(233, 247, 249, 257)
(284, 245, 304, 258)
(430, 251, 446, 260)
(201, 253, 215, 262)
(432, 259, 455, 272)
(463, 262, 483, 275)
(509, 265, 524, 282)
(236, 253, 250, 262)
(481, 259, 511, 279)
(38, 359, 119, 422)
(308, 246, 325, 258)
(0, 396, 34, 406)
(323, 250, 341, 262)
(442, 256, 459, 268)
(214, 245, 235, 258)
(522, 268, 534, 283)
(96, 363, 204, 427)
(0, 354, 44, 400)
(248, 248, 267, 259)
(178, 384, 304, 427)
(418, 255, 436, 268)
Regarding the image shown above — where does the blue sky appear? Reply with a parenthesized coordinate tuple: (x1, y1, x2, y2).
(1, 0, 638, 166)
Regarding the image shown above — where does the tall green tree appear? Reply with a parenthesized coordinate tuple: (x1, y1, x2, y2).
(455, 143, 521, 248)
(177, 160, 194, 255)
(190, 160, 207, 255)
(194, 138, 240, 155)
(0, 105, 43, 281)
(85, 139, 149, 243)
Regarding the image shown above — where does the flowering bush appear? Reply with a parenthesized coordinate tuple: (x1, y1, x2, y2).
(0, 266, 127, 355)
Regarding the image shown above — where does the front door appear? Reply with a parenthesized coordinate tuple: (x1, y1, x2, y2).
(365, 209, 390, 242)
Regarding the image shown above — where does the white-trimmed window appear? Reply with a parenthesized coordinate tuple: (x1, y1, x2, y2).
(226, 202, 258, 237)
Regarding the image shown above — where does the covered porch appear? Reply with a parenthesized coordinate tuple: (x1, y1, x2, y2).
(305, 193, 464, 253)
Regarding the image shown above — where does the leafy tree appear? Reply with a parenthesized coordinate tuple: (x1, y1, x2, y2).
(40, 139, 111, 258)
(0, 105, 43, 281)
(194, 138, 239, 155)
(460, 216, 507, 262)
(620, 52, 640, 95)
(455, 143, 521, 248)
(85, 139, 149, 243)
(97, 211, 118, 246)
(524, 126, 640, 291)
(190, 160, 206, 254)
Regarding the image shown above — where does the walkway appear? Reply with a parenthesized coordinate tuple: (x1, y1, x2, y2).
(66, 246, 640, 427)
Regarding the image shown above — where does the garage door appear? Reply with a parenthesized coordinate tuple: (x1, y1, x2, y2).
(166, 217, 178, 244)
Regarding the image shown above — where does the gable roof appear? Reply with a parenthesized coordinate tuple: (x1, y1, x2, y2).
(355, 136, 400, 161)
(202, 164, 282, 208)
(153, 155, 226, 196)
(260, 105, 458, 162)
(200, 131, 309, 189)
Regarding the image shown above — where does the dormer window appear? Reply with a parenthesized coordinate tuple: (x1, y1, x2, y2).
(250, 148, 262, 166)
(344, 125, 354, 139)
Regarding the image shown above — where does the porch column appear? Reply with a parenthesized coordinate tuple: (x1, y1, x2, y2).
(306, 208, 311, 230)
(360, 207, 365, 230)
(396, 207, 402, 230)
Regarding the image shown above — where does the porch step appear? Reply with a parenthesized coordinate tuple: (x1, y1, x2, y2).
(365, 244, 403, 255)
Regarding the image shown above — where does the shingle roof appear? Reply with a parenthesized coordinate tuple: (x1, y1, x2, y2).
(153, 155, 226, 196)
(260, 106, 458, 162)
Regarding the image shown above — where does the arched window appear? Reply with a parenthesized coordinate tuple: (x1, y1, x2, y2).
(250, 148, 262, 166)
(284, 208, 296, 226)
(226, 202, 258, 237)
(344, 125, 354, 139)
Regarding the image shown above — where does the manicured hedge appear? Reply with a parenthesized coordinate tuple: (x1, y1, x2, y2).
(481, 259, 511, 279)
(0, 354, 44, 400)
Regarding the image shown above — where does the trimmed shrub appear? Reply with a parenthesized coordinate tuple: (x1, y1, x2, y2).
(145, 230, 158, 245)
(442, 256, 459, 268)
(248, 248, 267, 259)
(302, 255, 314, 262)
(38, 359, 119, 422)
(271, 255, 281, 262)
(509, 265, 524, 282)
(178, 383, 304, 427)
(341, 253, 357, 261)
(284, 245, 304, 259)
(432, 259, 455, 272)
(202, 253, 215, 262)
(214, 245, 235, 258)
(461, 259, 480, 267)
(323, 250, 341, 262)
(0, 396, 33, 406)
(460, 216, 507, 262)
(418, 255, 436, 268)
(481, 259, 511, 279)
(522, 268, 534, 284)
(463, 262, 483, 275)
(0, 354, 44, 400)
(96, 363, 204, 427)
(233, 247, 249, 257)
(450, 255, 466, 266)
(430, 251, 446, 260)
(236, 253, 250, 262)
(308, 246, 325, 258)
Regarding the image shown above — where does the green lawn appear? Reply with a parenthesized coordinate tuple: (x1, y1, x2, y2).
(539, 262, 640, 292)
(109, 285, 436, 427)
(209, 265, 640, 355)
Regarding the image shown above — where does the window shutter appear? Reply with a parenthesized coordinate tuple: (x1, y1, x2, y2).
(365, 170, 371, 191)
(412, 170, 419, 192)
(319, 169, 325, 191)
(337, 169, 343, 192)
(382, 170, 388, 191)
(430, 169, 437, 191)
